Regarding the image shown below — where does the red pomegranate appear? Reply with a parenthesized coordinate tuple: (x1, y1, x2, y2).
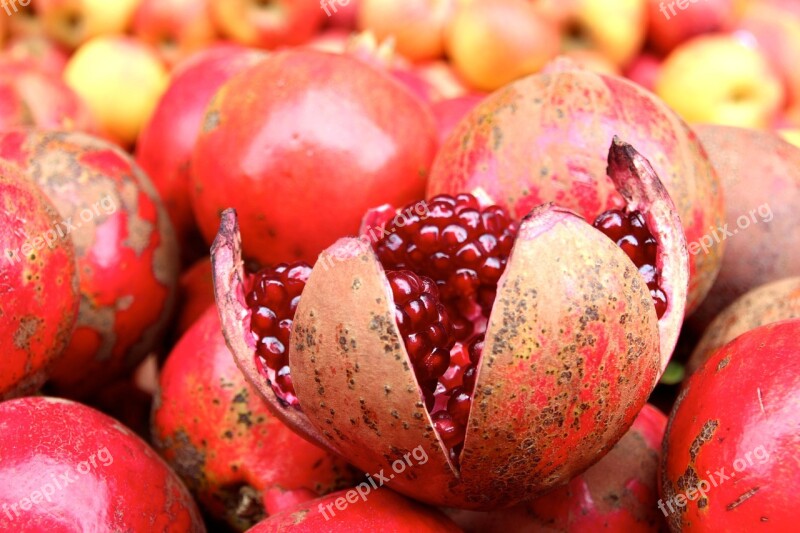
(431, 94, 485, 144)
(2, 35, 70, 76)
(447, 403, 668, 532)
(0, 130, 179, 398)
(136, 44, 266, 248)
(212, 138, 689, 509)
(175, 257, 215, 337)
(427, 59, 723, 314)
(0, 163, 79, 398)
(152, 306, 356, 531)
(0, 65, 95, 133)
(0, 396, 204, 531)
(687, 276, 800, 376)
(662, 319, 800, 531)
(246, 488, 462, 532)
(191, 48, 438, 265)
(688, 125, 800, 332)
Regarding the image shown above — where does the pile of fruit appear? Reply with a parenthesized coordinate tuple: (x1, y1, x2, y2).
(1, 1, 798, 531)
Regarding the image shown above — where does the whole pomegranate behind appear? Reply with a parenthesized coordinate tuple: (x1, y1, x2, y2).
(152, 307, 356, 531)
(136, 44, 267, 252)
(662, 319, 800, 531)
(687, 276, 800, 376)
(0, 396, 205, 532)
(688, 125, 800, 332)
(447, 404, 668, 532)
(247, 488, 462, 532)
(0, 130, 179, 398)
(0, 163, 79, 398)
(427, 59, 723, 314)
(191, 48, 438, 265)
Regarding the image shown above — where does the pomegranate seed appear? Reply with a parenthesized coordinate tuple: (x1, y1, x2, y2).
(432, 411, 465, 450)
(448, 388, 472, 426)
(594, 209, 667, 318)
(247, 261, 312, 406)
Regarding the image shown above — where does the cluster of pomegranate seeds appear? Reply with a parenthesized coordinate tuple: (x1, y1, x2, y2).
(374, 193, 518, 328)
(387, 271, 455, 400)
(376, 193, 519, 463)
(246, 262, 312, 407)
(593, 209, 668, 318)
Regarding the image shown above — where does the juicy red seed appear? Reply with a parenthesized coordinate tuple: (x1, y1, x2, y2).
(468, 336, 484, 366)
(462, 366, 477, 391)
(593, 209, 667, 319)
(388, 270, 455, 384)
(247, 261, 312, 404)
(448, 388, 472, 426)
(432, 411, 465, 450)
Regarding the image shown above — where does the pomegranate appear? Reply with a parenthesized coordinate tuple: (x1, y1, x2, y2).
(427, 59, 723, 314)
(0, 396, 204, 531)
(2, 35, 70, 76)
(175, 258, 215, 337)
(136, 44, 266, 249)
(213, 138, 689, 509)
(191, 48, 438, 265)
(0, 163, 79, 398)
(0, 130, 179, 398)
(431, 94, 485, 145)
(447, 403, 668, 532)
(246, 488, 462, 532)
(0, 65, 95, 133)
(688, 125, 800, 332)
(152, 307, 355, 531)
(661, 319, 800, 531)
(687, 277, 800, 376)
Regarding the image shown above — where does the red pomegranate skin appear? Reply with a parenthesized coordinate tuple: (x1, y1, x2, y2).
(0, 65, 95, 133)
(136, 44, 267, 245)
(0, 164, 79, 398)
(448, 404, 667, 532)
(191, 48, 438, 264)
(247, 488, 463, 533)
(0, 130, 179, 398)
(0, 396, 205, 532)
(661, 319, 800, 532)
(175, 257, 215, 337)
(427, 61, 723, 313)
(152, 307, 355, 531)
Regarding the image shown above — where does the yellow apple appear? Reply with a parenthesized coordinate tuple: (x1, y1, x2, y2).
(446, 0, 561, 91)
(778, 128, 800, 149)
(35, 0, 141, 49)
(656, 35, 784, 129)
(564, 0, 647, 68)
(64, 36, 168, 147)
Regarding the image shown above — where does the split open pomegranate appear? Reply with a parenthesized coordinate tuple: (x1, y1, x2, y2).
(214, 138, 689, 509)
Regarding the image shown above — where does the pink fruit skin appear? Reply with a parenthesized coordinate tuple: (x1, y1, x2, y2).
(427, 63, 722, 314)
(0, 396, 205, 532)
(432, 94, 484, 144)
(152, 307, 355, 530)
(448, 404, 668, 532)
(136, 44, 267, 246)
(247, 488, 463, 533)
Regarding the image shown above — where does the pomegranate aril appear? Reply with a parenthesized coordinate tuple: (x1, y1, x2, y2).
(462, 366, 477, 392)
(246, 261, 312, 407)
(448, 388, 471, 426)
(594, 208, 667, 319)
(432, 411, 465, 450)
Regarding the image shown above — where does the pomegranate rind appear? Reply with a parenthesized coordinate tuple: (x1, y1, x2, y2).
(606, 136, 689, 371)
(460, 204, 660, 503)
(687, 276, 800, 376)
(289, 236, 465, 504)
(211, 209, 336, 455)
